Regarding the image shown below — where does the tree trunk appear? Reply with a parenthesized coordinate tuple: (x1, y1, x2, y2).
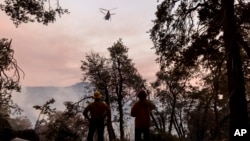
(212, 62, 223, 140)
(168, 94, 177, 134)
(221, 0, 249, 140)
(118, 94, 124, 140)
(104, 87, 116, 141)
(117, 60, 125, 140)
(213, 91, 221, 139)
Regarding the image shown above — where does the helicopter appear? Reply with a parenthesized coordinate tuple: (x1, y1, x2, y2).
(99, 8, 116, 21)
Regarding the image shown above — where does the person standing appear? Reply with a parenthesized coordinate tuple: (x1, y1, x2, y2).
(131, 90, 155, 141)
(83, 91, 111, 141)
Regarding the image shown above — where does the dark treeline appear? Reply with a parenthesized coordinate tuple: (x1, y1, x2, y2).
(1, 0, 250, 141)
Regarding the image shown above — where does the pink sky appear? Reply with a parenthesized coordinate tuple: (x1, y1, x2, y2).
(0, 0, 159, 86)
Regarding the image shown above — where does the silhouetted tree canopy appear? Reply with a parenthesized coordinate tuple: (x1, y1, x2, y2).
(0, 39, 23, 115)
(0, 0, 69, 26)
(81, 39, 146, 140)
(0, 0, 68, 115)
(150, 0, 250, 140)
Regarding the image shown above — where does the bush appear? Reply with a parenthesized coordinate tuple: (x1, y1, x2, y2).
(150, 131, 180, 141)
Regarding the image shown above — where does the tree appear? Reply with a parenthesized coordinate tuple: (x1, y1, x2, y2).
(0, 0, 69, 26)
(0, 39, 23, 115)
(0, 0, 68, 116)
(108, 39, 146, 140)
(81, 39, 146, 140)
(152, 65, 190, 139)
(39, 105, 85, 141)
(33, 98, 56, 131)
(33, 98, 85, 141)
(150, 1, 250, 140)
(81, 52, 117, 141)
(221, 1, 249, 140)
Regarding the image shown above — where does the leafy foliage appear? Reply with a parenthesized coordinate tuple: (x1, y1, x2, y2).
(150, 0, 250, 140)
(0, 38, 23, 115)
(81, 39, 146, 140)
(33, 98, 56, 130)
(33, 96, 92, 140)
(0, 0, 69, 26)
(0, 0, 68, 117)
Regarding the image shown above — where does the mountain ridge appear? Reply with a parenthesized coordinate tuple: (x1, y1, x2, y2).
(12, 82, 94, 125)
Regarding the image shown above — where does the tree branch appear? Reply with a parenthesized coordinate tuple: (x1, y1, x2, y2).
(237, 33, 250, 59)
